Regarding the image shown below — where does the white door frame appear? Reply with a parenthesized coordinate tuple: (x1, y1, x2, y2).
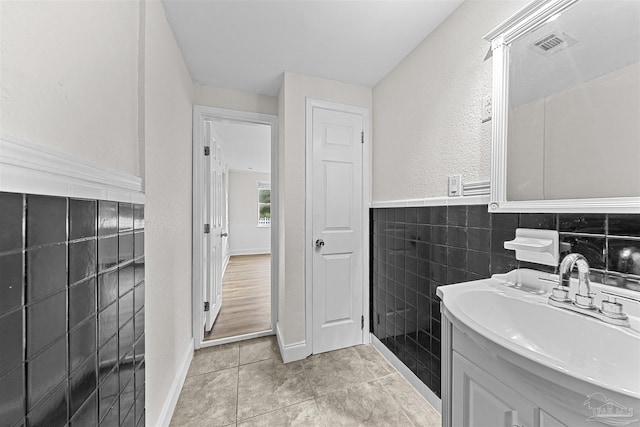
(304, 98, 371, 355)
(192, 105, 279, 349)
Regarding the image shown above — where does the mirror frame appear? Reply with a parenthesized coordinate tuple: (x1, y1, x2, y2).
(484, 0, 640, 214)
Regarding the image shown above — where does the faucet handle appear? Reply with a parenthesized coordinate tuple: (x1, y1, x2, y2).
(574, 293, 595, 310)
(550, 287, 571, 303)
(601, 298, 629, 320)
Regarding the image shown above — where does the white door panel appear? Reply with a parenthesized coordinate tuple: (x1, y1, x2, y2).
(204, 120, 224, 332)
(312, 106, 364, 354)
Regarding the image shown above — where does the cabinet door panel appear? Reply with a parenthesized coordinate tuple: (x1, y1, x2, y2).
(453, 352, 536, 427)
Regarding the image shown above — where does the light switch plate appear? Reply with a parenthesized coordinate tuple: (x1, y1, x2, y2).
(448, 175, 462, 197)
(481, 95, 492, 122)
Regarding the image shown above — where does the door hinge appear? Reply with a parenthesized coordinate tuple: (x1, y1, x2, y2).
(361, 131, 364, 144)
(204, 224, 210, 234)
(204, 301, 210, 312)
(204, 146, 210, 156)
(361, 315, 365, 330)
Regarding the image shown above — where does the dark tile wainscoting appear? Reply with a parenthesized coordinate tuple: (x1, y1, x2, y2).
(0, 192, 145, 427)
(370, 205, 640, 398)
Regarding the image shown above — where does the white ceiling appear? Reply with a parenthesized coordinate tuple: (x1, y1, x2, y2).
(162, 0, 463, 96)
(211, 119, 271, 173)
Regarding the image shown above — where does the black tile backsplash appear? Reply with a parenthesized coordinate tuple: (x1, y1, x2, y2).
(371, 204, 640, 399)
(0, 191, 145, 426)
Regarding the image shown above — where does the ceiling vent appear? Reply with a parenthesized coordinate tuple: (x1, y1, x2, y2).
(531, 32, 577, 55)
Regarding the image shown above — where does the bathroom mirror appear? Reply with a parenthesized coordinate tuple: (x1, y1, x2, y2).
(484, 0, 640, 213)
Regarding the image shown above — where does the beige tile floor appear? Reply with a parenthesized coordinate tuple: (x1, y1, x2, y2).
(170, 336, 441, 427)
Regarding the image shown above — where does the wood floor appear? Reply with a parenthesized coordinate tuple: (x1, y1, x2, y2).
(204, 254, 271, 341)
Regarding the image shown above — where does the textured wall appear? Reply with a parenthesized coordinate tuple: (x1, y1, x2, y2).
(143, 2, 195, 425)
(0, 0, 140, 178)
(278, 72, 371, 345)
(372, 0, 527, 201)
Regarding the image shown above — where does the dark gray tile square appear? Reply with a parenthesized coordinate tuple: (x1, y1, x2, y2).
(69, 199, 97, 240)
(559, 234, 606, 270)
(447, 226, 467, 249)
(134, 258, 144, 287)
(69, 239, 97, 285)
(118, 203, 133, 233)
(430, 206, 447, 225)
(134, 311, 144, 343)
(607, 239, 640, 276)
(119, 233, 134, 264)
(447, 206, 466, 226)
(27, 291, 66, 358)
(97, 237, 118, 272)
(491, 213, 518, 231)
(119, 290, 134, 329)
(134, 232, 144, 258)
(26, 195, 67, 248)
(467, 204, 490, 228)
(447, 247, 467, 270)
(27, 380, 67, 427)
(491, 229, 515, 256)
(98, 270, 118, 311)
(608, 214, 640, 237)
(70, 391, 96, 427)
(98, 335, 118, 382)
(70, 316, 96, 372)
(98, 201, 118, 237)
(417, 207, 431, 225)
(491, 253, 519, 275)
(0, 252, 23, 315)
(431, 225, 447, 245)
(559, 213, 605, 234)
(0, 192, 24, 253)
(0, 309, 23, 378)
(119, 263, 134, 297)
(27, 336, 67, 409)
(134, 282, 144, 314)
(69, 278, 96, 329)
(468, 228, 490, 252)
(70, 353, 97, 416)
(133, 205, 144, 231)
(119, 319, 134, 361)
(98, 366, 118, 423)
(0, 365, 24, 425)
(26, 243, 67, 302)
(519, 213, 557, 230)
(98, 303, 118, 348)
(468, 250, 490, 277)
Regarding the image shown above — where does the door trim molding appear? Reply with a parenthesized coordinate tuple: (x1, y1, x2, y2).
(192, 105, 279, 349)
(304, 98, 371, 356)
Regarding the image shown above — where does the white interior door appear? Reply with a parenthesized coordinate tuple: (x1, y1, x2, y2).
(311, 106, 364, 354)
(204, 121, 224, 332)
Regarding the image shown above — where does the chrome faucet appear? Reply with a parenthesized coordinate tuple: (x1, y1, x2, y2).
(548, 253, 629, 327)
(559, 253, 594, 309)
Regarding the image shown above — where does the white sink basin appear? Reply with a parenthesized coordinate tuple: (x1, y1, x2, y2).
(438, 269, 640, 399)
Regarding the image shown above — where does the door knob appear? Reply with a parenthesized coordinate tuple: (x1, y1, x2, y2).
(315, 239, 325, 248)
(221, 232, 228, 237)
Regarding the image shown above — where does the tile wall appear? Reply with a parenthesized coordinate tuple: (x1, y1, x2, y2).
(370, 204, 640, 398)
(0, 192, 145, 427)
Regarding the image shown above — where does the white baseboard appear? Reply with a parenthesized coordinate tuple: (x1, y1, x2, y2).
(370, 334, 442, 414)
(157, 338, 194, 427)
(229, 248, 271, 256)
(222, 254, 230, 277)
(276, 322, 309, 363)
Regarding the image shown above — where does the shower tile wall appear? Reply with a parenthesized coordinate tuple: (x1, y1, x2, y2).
(370, 205, 640, 398)
(0, 192, 145, 427)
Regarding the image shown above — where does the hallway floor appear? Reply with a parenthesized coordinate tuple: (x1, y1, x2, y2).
(205, 254, 271, 341)
(170, 336, 441, 426)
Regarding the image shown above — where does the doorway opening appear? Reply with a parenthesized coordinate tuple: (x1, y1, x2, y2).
(192, 106, 278, 349)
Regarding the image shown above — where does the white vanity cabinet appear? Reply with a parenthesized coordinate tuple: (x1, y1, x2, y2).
(451, 348, 566, 427)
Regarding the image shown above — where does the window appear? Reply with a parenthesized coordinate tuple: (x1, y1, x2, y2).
(257, 181, 271, 227)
